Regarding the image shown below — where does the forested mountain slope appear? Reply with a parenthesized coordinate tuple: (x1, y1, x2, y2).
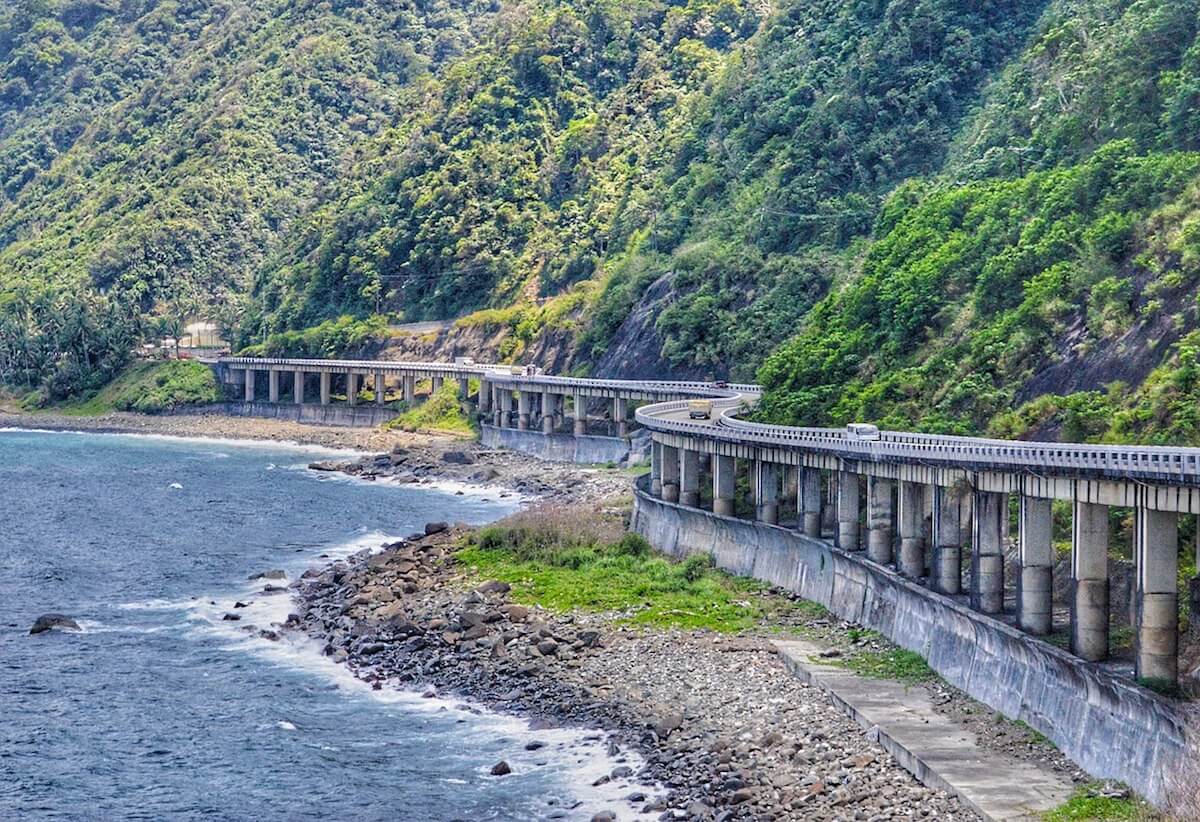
(0, 0, 493, 397)
(5, 0, 1200, 444)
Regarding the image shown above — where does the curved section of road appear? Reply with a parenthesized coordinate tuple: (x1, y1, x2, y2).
(219, 356, 1200, 483)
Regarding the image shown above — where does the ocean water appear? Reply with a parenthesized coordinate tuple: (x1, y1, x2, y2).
(0, 430, 646, 820)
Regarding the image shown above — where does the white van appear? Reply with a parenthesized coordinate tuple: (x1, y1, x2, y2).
(845, 423, 881, 441)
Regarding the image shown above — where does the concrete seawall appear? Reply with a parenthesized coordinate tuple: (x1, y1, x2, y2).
(185, 402, 400, 428)
(480, 424, 634, 464)
(631, 477, 1189, 805)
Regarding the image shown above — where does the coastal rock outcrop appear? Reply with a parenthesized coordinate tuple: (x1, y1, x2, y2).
(29, 614, 81, 634)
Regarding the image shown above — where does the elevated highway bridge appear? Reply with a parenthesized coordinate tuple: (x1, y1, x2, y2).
(218, 354, 1197, 803)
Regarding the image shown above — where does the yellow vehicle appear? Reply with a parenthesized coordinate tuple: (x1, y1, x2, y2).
(688, 399, 713, 420)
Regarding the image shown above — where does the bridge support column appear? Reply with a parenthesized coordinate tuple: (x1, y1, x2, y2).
(244, 369, 256, 402)
(836, 471, 860, 550)
(479, 379, 491, 414)
(660, 445, 679, 503)
(713, 455, 735, 517)
(293, 371, 305, 405)
(346, 373, 359, 406)
(650, 441, 663, 497)
(680, 449, 700, 508)
(499, 391, 513, 428)
(898, 482, 926, 579)
(756, 461, 779, 525)
(1018, 496, 1054, 635)
(1135, 506, 1178, 683)
(542, 392, 556, 434)
(517, 391, 531, 431)
(268, 370, 280, 403)
(431, 375, 444, 394)
(573, 393, 587, 436)
(822, 472, 838, 537)
(867, 478, 894, 565)
(971, 491, 1006, 614)
(1072, 501, 1110, 662)
(798, 467, 821, 537)
(403, 375, 416, 404)
(614, 398, 628, 438)
(319, 371, 331, 405)
(458, 378, 469, 403)
(933, 485, 962, 595)
(375, 371, 386, 406)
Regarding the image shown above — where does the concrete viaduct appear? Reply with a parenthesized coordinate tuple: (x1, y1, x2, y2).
(218, 355, 1197, 804)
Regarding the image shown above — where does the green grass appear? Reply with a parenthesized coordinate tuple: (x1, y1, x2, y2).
(833, 644, 938, 684)
(1043, 784, 1145, 821)
(456, 514, 798, 632)
(384, 380, 475, 435)
(48, 361, 220, 415)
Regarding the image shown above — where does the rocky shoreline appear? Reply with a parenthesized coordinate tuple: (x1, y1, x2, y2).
(289, 521, 978, 821)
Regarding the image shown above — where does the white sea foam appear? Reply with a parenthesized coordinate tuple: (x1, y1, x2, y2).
(0, 426, 363, 459)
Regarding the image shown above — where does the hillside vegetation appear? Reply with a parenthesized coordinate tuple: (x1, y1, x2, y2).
(5, 0, 1200, 443)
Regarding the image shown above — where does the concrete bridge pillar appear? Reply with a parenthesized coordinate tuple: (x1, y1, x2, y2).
(573, 394, 587, 436)
(798, 467, 822, 537)
(933, 485, 962, 595)
(1018, 496, 1054, 635)
(346, 373, 359, 406)
(458, 378, 469, 403)
(660, 445, 679, 503)
(431, 375, 444, 394)
(542, 392, 556, 434)
(971, 491, 1006, 614)
(244, 369, 256, 402)
(478, 379, 491, 414)
(898, 482, 926, 579)
(1072, 501, 1110, 662)
(614, 397, 628, 438)
(517, 391, 532, 431)
(822, 472, 838, 537)
(492, 386, 504, 427)
(375, 371, 386, 406)
(650, 441, 663, 497)
(836, 471, 860, 550)
(680, 449, 700, 508)
(756, 461, 779, 525)
(867, 477, 895, 565)
(403, 375, 416, 404)
(319, 371, 331, 405)
(293, 371, 305, 405)
(1135, 506, 1179, 683)
(499, 391, 513, 428)
(268, 370, 280, 403)
(713, 455, 735, 517)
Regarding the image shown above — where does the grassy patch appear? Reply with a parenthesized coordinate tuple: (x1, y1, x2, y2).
(456, 508, 798, 632)
(384, 379, 475, 435)
(1043, 784, 1146, 822)
(50, 361, 219, 415)
(833, 644, 937, 684)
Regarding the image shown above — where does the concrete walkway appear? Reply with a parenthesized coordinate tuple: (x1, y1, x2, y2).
(773, 639, 1075, 822)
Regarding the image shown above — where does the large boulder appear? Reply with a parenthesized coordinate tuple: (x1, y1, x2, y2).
(30, 614, 80, 635)
(440, 451, 474, 465)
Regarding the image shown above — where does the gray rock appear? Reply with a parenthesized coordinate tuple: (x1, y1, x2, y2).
(29, 614, 80, 635)
(490, 760, 512, 776)
(440, 451, 474, 465)
(424, 521, 450, 536)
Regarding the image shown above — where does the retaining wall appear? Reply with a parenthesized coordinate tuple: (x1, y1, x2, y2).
(187, 402, 399, 428)
(480, 424, 634, 464)
(631, 477, 1189, 806)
